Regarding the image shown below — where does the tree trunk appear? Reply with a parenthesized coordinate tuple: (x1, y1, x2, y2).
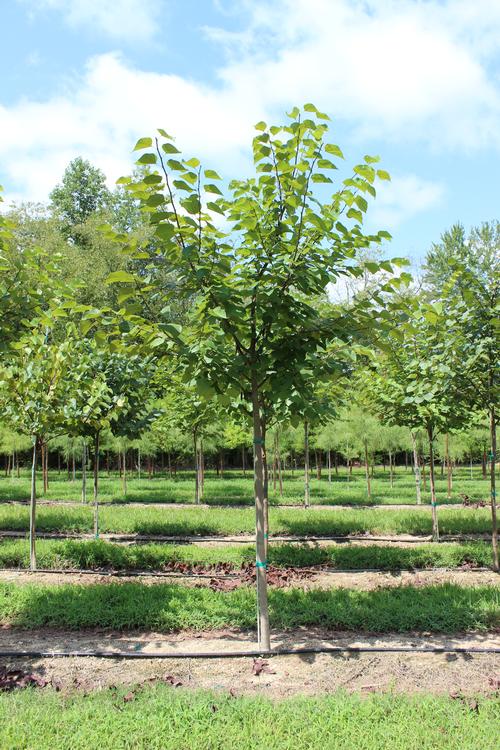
(40, 443, 46, 495)
(426, 424, 439, 542)
(489, 407, 498, 571)
(262, 421, 269, 558)
(81, 441, 87, 503)
(45, 445, 49, 491)
(242, 445, 246, 477)
(445, 433, 452, 499)
(137, 447, 141, 480)
(272, 435, 277, 492)
(364, 440, 371, 499)
(410, 431, 421, 505)
(482, 450, 487, 479)
(251, 380, 270, 651)
(470, 453, 473, 480)
(122, 449, 127, 497)
(304, 419, 310, 508)
(389, 450, 394, 488)
(327, 449, 332, 483)
(93, 432, 100, 538)
(29, 438, 37, 571)
(72, 450, 76, 482)
(200, 440, 205, 499)
(57, 451, 61, 475)
(422, 458, 427, 491)
(193, 429, 199, 504)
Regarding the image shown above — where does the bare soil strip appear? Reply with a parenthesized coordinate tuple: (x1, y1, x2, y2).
(1, 568, 498, 591)
(1, 628, 498, 698)
(0, 500, 486, 511)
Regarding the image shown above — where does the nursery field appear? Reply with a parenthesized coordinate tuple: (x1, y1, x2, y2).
(0, 465, 492, 506)
(1, 462, 498, 747)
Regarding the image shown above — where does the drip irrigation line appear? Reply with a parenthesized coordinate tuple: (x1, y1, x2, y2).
(1, 645, 499, 660)
(0, 565, 495, 578)
(0, 567, 240, 579)
(0, 531, 491, 544)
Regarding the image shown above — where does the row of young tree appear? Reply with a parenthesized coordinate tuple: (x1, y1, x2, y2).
(0, 104, 498, 649)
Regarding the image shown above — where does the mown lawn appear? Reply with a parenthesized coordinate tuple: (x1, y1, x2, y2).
(0, 686, 499, 750)
(0, 538, 494, 572)
(0, 581, 498, 632)
(0, 466, 492, 506)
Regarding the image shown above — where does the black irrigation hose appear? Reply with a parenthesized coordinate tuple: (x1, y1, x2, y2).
(0, 565, 495, 578)
(0, 567, 241, 579)
(1, 645, 500, 660)
(0, 531, 491, 544)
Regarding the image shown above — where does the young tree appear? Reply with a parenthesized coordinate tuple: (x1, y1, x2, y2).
(366, 300, 470, 540)
(112, 105, 401, 649)
(424, 221, 499, 569)
(0, 326, 81, 569)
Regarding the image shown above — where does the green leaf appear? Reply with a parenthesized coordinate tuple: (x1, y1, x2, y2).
(156, 224, 176, 241)
(146, 194, 165, 207)
(377, 169, 391, 181)
(324, 144, 344, 159)
(346, 208, 363, 223)
(207, 201, 225, 215)
(312, 174, 333, 183)
(162, 142, 181, 154)
(254, 121, 267, 131)
(205, 183, 223, 195)
(204, 169, 222, 180)
(364, 155, 380, 164)
(136, 153, 157, 165)
(133, 137, 152, 151)
(106, 271, 136, 285)
(185, 157, 200, 168)
(317, 159, 337, 170)
(158, 128, 173, 138)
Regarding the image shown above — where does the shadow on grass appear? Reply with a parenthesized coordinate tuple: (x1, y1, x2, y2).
(0, 581, 497, 633)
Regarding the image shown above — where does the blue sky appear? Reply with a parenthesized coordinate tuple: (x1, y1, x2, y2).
(1, 0, 500, 263)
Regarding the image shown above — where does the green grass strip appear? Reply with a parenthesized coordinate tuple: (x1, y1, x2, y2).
(0, 581, 498, 633)
(0, 505, 494, 536)
(0, 686, 499, 750)
(0, 538, 494, 571)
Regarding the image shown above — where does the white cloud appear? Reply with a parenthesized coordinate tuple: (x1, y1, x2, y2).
(0, 53, 261, 203)
(211, 0, 500, 150)
(368, 175, 445, 230)
(2, 0, 500, 215)
(19, 0, 160, 42)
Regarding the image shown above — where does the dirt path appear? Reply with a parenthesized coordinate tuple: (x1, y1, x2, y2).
(1, 568, 498, 591)
(1, 628, 498, 698)
(0, 500, 483, 511)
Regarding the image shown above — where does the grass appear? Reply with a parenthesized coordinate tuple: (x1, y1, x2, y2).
(0, 503, 494, 537)
(0, 538, 495, 572)
(0, 580, 498, 632)
(1, 686, 498, 750)
(0, 465, 492, 506)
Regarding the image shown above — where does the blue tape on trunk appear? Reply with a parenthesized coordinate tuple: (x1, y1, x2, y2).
(256, 561, 268, 569)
